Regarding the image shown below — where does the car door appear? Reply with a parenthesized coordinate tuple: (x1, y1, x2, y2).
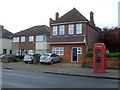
(54, 54, 59, 62)
(56, 55, 60, 62)
(51, 54, 56, 62)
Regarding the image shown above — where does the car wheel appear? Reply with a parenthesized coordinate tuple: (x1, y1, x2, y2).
(40, 62, 44, 64)
(60, 58, 62, 62)
(50, 61, 53, 64)
(31, 60, 34, 64)
(25, 61, 28, 63)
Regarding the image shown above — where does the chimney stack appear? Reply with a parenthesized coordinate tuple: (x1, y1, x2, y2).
(90, 11, 95, 25)
(55, 12, 59, 20)
(0, 25, 3, 30)
(49, 18, 54, 26)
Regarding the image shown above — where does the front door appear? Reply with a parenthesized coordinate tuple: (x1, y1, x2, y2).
(72, 48, 77, 62)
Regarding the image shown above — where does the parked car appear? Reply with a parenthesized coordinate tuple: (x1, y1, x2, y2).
(0, 54, 15, 61)
(40, 53, 62, 64)
(23, 54, 41, 63)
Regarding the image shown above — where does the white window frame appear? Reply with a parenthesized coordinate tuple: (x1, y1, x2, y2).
(36, 35, 44, 42)
(12, 49, 19, 56)
(68, 24, 74, 34)
(13, 37, 19, 42)
(77, 47, 82, 54)
(76, 24, 82, 34)
(52, 47, 64, 55)
(36, 49, 49, 54)
(53, 26, 58, 35)
(21, 36, 25, 42)
(59, 25, 64, 35)
(29, 36, 34, 42)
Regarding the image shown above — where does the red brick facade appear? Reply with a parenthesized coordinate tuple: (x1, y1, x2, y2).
(50, 44, 86, 63)
(49, 8, 100, 64)
(19, 36, 35, 53)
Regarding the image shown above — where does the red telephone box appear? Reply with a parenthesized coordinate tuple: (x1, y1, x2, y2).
(93, 43, 106, 72)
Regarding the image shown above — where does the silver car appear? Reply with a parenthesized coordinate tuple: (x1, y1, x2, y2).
(0, 54, 15, 61)
(40, 53, 62, 64)
(23, 54, 41, 63)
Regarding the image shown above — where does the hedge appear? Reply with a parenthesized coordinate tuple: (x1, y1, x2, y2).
(9, 57, 23, 63)
(84, 52, 120, 58)
(105, 53, 120, 58)
(84, 52, 93, 57)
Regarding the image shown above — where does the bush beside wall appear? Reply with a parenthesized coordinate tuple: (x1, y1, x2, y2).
(84, 52, 120, 58)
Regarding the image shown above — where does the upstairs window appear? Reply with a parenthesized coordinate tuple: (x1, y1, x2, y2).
(36, 35, 44, 42)
(53, 26, 58, 35)
(21, 36, 25, 42)
(13, 37, 19, 42)
(59, 25, 64, 35)
(68, 25, 74, 34)
(29, 36, 34, 42)
(76, 24, 82, 34)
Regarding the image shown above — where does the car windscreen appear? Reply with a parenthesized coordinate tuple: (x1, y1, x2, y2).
(41, 54, 50, 58)
(24, 55, 32, 58)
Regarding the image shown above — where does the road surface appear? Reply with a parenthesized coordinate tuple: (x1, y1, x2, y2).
(2, 69, 119, 88)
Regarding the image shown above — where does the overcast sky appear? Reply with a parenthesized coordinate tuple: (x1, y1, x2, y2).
(0, 0, 119, 33)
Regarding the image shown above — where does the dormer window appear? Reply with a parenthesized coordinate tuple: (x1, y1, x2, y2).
(68, 25, 74, 34)
(53, 26, 58, 35)
(59, 25, 64, 35)
(76, 24, 82, 34)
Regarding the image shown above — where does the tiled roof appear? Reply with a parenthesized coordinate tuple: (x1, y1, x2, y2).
(0, 29, 13, 39)
(13, 25, 50, 37)
(51, 8, 89, 24)
(48, 36, 85, 44)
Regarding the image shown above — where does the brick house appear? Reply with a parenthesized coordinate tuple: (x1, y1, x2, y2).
(0, 25, 13, 54)
(48, 8, 101, 64)
(12, 25, 50, 56)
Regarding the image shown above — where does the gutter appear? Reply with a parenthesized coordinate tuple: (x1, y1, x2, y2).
(48, 42, 85, 44)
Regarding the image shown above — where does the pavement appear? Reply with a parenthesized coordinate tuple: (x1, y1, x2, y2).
(1, 62, 120, 79)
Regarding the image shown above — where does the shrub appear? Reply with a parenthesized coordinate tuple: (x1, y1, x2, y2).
(105, 53, 120, 58)
(9, 57, 23, 62)
(84, 52, 120, 58)
(84, 52, 93, 57)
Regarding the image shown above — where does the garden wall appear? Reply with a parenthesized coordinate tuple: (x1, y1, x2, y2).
(83, 57, 120, 69)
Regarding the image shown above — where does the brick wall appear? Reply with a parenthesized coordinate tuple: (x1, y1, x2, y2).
(50, 44, 86, 64)
(86, 24, 100, 51)
(1, 57, 9, 63)
(19, 36, 35, 53)
(84, 57, 120, 69)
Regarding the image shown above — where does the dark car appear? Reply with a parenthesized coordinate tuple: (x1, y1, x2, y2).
(23, 54, 41, 63)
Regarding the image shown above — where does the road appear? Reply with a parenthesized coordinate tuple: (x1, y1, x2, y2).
(2, 69, 119, 88)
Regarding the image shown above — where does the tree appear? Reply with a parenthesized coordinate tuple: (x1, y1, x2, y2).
(102, 27, 120, 53)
